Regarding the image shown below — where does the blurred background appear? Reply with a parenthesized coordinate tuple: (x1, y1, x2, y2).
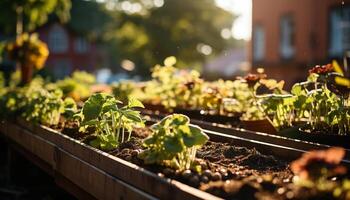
(0, 0, 349, 88)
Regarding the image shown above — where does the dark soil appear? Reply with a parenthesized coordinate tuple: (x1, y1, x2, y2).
(59, 124, 344, 200)
(101, 127, 295, 200)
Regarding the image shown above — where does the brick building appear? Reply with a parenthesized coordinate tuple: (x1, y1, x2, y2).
(37, 23, 103, 79)
(251, 0, 350, 88)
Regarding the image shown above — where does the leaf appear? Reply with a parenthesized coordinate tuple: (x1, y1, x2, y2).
(122, 110, 143, 122)
(333, 60, 344, 76)
(183, 125, 208, 147)
(335, 77, 350, 88)
(82, 93, 110, 122)
(170, 114, 189, 126)
(307, 73, 319, 83)
(102, 99, 119, 113)
(164, 136, 183, 153)
(291, 84, 302, 95)
(143, 136, 156, 146)
(81, 119, 99, 126)
(128, 98, 144, 108)
(89, 137, 101, 148)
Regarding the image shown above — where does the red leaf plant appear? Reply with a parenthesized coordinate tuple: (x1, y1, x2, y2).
(309, 64, 334, 75)
(291, 147, 347, 181)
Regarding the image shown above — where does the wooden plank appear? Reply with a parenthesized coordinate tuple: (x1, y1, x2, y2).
(6, 140, 95, 200)
(57, 149, 157, 200)
(5, 121, 221, 200)
(0, 121, 160, 200)
(2, 122, 55, 166)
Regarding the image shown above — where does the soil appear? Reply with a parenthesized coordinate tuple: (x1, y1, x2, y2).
(58, 121, 344, 200)
(97, 127, 293, 199)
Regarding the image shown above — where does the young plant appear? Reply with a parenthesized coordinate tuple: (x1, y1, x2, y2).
(79, 93, 144, 151)
(294, 64, 350, 135)
(260, 94, 295, 129)
(138, 114, 209, 171)
(240, 73, 272, 122)
(146, 57, 204, 110)
(20, 79, 66, 126)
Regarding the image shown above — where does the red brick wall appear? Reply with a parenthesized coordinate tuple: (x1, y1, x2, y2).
(37, 23, 99, 75)
(251, 0, 350, 88)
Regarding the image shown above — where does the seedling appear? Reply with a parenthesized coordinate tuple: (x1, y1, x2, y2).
(139, 114, 209, 171)
(79, 93, 144, 151)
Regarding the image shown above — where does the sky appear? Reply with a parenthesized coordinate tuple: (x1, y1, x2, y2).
(215, 0, 252, 41)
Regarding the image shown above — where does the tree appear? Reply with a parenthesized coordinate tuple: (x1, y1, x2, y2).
(104, 0, 236, 75)
(68, 0, 114, 41)
(0, 0, 71, 35)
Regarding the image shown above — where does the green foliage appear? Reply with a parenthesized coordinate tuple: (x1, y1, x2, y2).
(0, 0, 71, 34)
(0, 72, 4, 89)
(147, 62, 203, 110)
(240, 106, 265, 121)
(260, 72, 349, 134)
(260, 94, 295, 129)
(62, 97, 78, 119)
(200, 79, 250, 114)
(54, 71, 96, 102)
(0, 78, 72, 126)
(112, 81, 140, 103)
(139, 114, 208, 171)
(22, 86, 65, 126)
(79, 93, 144, 151)
(111, 59, 251, 116)
(68, 0, 113, 40)
(103, 0, 236, 74)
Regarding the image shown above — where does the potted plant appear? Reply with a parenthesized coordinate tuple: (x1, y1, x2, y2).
(5, 33, 49, 85)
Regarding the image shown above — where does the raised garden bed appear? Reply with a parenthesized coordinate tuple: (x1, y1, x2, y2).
(1, 119, 350, 200)
(141, 107, 350, 150)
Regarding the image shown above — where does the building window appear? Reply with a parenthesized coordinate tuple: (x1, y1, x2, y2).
(280, 15, 295, 59)
(253, 25, 265, 62)
(74, 37, 89, 53)
(329, 6, 350, 57)
(48, 24, 68, 53)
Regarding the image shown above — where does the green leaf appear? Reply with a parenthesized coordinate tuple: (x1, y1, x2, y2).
(164, 136, 183, 153)
(82, 93, 109, 122)
(81, 119, 99, 126)
(143, 136, 156, 146)
(291, 84, 302, 95)
(170, 114, 189, 126)
(122, 110, 143, 122)
(183, 125, 208, 147)
(102, 99, 119, 113)
(128, 98, 145, 108)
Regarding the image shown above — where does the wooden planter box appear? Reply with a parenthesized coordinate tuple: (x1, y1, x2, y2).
(0, 120, 220, 200)
(1, 119, 349, 200)
(142, 109, 350, 153)
(142, 108, 350, 156)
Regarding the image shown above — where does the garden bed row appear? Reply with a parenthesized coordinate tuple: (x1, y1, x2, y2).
(140, 106, 350, 151)
(1, 119, 349, 200)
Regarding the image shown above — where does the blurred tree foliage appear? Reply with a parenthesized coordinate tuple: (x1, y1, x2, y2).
(0, 0, 236, 77)
(68, 0, 114, 41)
(107, 0, 236, 75)
(0, 0, 71, 34)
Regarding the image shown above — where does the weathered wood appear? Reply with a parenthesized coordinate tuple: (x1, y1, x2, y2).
(2, 121, 55, 166)
(8, 119, 350, 200)
(0, 121, 161, 200)
(4, 120, 221, 200)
